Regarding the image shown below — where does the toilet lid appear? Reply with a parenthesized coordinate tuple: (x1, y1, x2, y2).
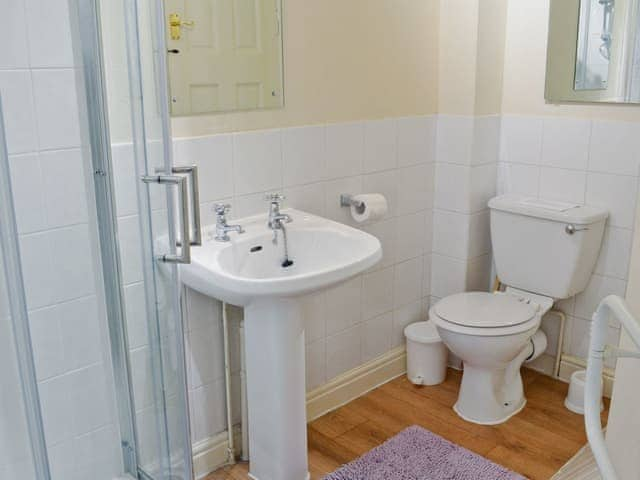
(434, 292, 538, 328)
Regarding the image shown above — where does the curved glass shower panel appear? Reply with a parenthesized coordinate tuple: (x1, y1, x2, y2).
(0, 96, 49, 480)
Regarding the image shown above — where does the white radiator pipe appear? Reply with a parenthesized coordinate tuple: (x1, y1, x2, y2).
(222, 302, 235, 464)
(586, 295, 640, 480)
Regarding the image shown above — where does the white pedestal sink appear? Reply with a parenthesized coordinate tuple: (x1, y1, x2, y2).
(180, 209, 381, 480)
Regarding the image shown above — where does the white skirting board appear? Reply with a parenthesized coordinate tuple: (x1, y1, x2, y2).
(192, 346, 407, 479)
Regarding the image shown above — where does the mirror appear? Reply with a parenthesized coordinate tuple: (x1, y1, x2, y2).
(165, 0, 284, 116)
(546, 0, 640, 104)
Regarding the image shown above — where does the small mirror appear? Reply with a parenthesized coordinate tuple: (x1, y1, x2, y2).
(165, 0, 284, 116)
(546, 0, 640, 104)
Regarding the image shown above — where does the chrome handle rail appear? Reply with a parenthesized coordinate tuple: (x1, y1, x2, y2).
(142, 175, 191, 264)
(172, 165, 202, 246)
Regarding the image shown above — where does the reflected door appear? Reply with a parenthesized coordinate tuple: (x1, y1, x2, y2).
(166, 0, 283, 114)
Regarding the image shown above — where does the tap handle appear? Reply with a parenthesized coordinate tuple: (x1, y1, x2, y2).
(213, 203, 231, 215)
(264, 193, 286, 204)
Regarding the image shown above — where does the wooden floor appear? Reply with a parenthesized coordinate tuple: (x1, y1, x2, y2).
(205, 368, 609, 480)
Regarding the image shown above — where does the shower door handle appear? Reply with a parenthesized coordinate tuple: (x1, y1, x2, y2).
(142, 174, 191, 264)
(172, 165, 202, 246)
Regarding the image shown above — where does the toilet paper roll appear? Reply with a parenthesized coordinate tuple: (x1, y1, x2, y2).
(350, 194, 388, 223)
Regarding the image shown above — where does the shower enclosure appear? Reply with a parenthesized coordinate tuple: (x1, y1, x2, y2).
(0, 0, 194, 479)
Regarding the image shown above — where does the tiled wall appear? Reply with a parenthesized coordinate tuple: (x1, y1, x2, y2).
(499, 115, 639, 368)
(161, 115, 437, 441)
(1, 1, 121, 479)
(168, 114, 640, 448)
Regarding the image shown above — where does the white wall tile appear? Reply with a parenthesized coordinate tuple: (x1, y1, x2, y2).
(188, 324, 224, 389)
(362, 170, 397, 219)
(395, 212, 426, 262)
(362, 267, 394, 320)
(232, 130, 282, 195)
(31, 69, 81, 150)
(432, 210, 470, 259)
(0, 71, 38, 154)
(585, 172, 639, 228)
(323, 175, 363, 226)
(282, 125, 326, 186)
(434, 163, 470, 213)
(436, 115, 473, 165)
(364, 119, 397, 173)
(392, 301, 422, 348)
(124, 283, 148, 349)
(39, 374, 74, 445)
(40, 149, 88, 227)
(59, 296, 102, 371)
(397, 116, 435, 167)
(588, 121, 640, 176)
(468, 210, 492, 259)
(396, 164, 433, 216)
(49, 225, 96, 303)
(595, 227, 633, 280)
(430, 254, 466, 298)
(1, 1, 29, 69)
(539, 167, 586, 204)
(363, 312, 393, 362)
(541, 117, 591, 170)
(111, 144, 138, 217)
(469, 163, 497, 212)
(284, 182, 325, 217)
(575, 274, 627, 321)
(325, 276, 362, 334)
(302, 292, 326, 344)
(19, 232, 55, 309)
(117, 216, 144, 285)
(466, 254, 492, 292)
(325, 122, 363, 179)
(422, 254, 432, 298)
(305, 339, 326, 391)
(363, 218, 396, 269)
(501, 116, 543, 165)
(9, 154, 47, 233)
(499, 162, 540, 196)
(393, 258, 423, 308)
(29, 306, 65, 380)
(326, 325, 362, 379)
(472, 116, 501, 165)
(174, 134, 234, 201)
(25, 0, 74, 68)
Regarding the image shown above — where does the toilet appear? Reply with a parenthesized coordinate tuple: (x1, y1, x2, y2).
(430, 194, 608, 425)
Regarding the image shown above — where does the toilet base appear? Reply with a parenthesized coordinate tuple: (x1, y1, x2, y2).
(453, 364, 527, 425)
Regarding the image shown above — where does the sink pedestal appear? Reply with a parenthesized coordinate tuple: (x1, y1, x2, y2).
(244, 297, 309, 480)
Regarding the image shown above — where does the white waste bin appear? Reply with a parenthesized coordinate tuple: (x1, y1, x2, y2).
(404, 321, 448, 386)
(565, 369, 604, 414)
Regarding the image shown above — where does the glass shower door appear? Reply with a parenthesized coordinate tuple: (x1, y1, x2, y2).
(0, 96, 49, 480)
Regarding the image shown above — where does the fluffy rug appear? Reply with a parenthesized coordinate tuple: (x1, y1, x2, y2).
(323, 425, 526, 480)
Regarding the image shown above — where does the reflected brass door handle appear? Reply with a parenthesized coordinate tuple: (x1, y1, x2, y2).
(169, 13, 194, 40)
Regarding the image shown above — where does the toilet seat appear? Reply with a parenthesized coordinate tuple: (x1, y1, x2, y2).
(430, 292, 542, 337)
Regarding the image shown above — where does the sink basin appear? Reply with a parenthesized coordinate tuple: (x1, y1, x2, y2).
(180, 209, 382, 306)
(179, 209, 381, 480)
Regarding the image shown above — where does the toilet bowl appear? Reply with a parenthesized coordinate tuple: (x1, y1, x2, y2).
(430, 291, 552, 425)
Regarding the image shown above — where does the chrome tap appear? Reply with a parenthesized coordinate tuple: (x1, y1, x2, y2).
(213, 203, 244, 242)
(265, 194, 294, 267)
(266, 193, 292, 233)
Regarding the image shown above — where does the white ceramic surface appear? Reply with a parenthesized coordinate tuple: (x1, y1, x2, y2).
(179, 209, 381, 480)
(180, 209, 382, 306)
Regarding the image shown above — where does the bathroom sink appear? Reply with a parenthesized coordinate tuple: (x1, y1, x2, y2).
(179, 208, 381, 480)
(180, 208, 381, 306)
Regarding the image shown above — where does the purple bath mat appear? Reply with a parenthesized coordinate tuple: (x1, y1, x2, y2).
(323, 425, 526, 480)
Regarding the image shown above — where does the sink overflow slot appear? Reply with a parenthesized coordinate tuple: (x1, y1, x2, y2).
(250, 246, 262, 253)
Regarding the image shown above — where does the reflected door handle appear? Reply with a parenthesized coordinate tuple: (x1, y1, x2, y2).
(167, 49, 180, 54)
(172, 165, 202, 246)
(141, 175, 191, 264)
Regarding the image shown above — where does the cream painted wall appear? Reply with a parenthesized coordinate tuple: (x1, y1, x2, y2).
(171, 0, 440, 138)
(606, 189, 640, 480)
(502, 0, 640, 121)
(437, 0, 508, 116)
